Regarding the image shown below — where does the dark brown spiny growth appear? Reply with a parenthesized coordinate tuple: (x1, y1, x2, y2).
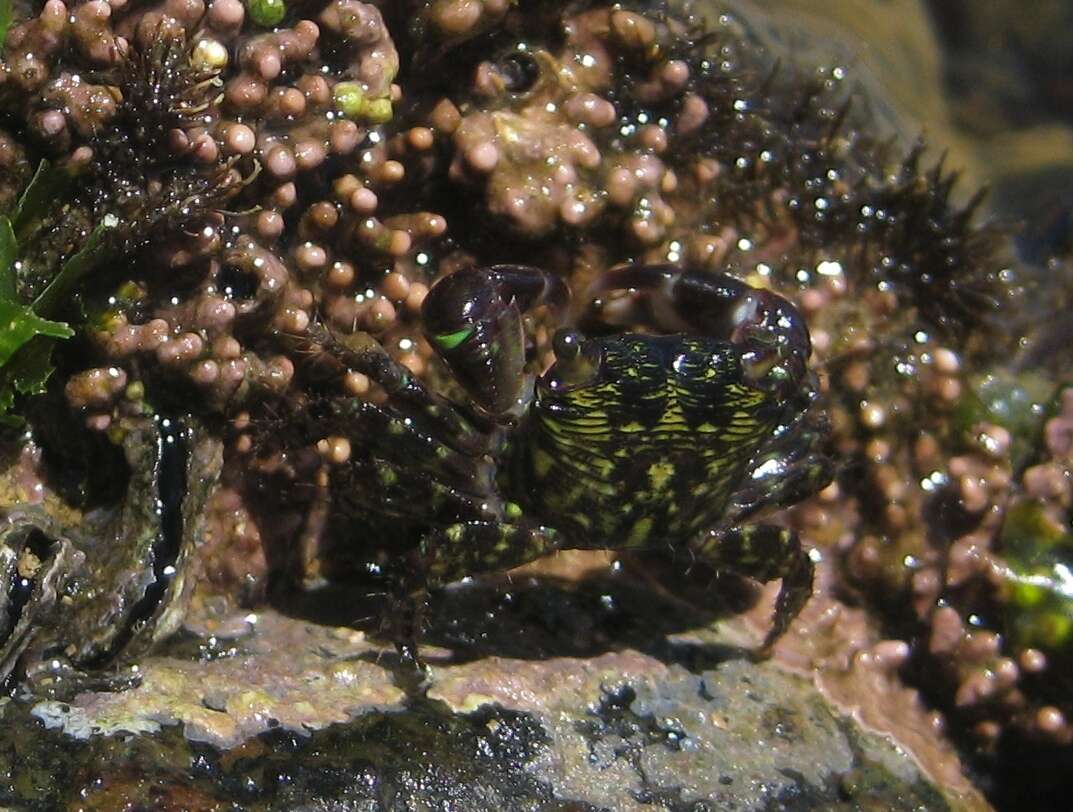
(15, 26, 234, 303)
(643, 21, 1012, 347)
(110, 28, 219, 157)
(84, 27, 235, 256)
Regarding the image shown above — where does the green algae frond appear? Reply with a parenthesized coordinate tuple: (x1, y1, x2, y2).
(247, 0, 286, 28)
(0, 162, 116, 424)
(1000, 501, 1073, 650)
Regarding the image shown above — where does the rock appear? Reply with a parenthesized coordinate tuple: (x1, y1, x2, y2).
(1, 588, 990, 810)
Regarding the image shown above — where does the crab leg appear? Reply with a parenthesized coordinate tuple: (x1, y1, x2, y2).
(303, 322, 495, 456)
(419, 519, 565, 586)
(388, 520, 564, 676)
(690, 523, 814, 654)
(726, 411, 834, 525)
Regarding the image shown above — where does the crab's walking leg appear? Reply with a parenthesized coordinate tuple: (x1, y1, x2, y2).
(421, 520, 565, 586)
(303, 322, 496, 456)
(728, 447, 834, 525)
(385, 587, 429, 689)
(389, 521, 565, 678)
(690, 523, 814, 655)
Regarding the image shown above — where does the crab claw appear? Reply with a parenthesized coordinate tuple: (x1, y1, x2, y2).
(727, 285, 812, 398)
(581, 263, 812, 398)
(422, 265, 568, 417)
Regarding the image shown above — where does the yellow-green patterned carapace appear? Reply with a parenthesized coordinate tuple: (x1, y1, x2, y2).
(516, 333, 783, 549)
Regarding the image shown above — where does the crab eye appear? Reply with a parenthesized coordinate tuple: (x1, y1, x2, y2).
(546, 329, 599, 390)
(433, 325, 476, 350)
(497, 51, 540, 93)
(552, 329, 583, 360)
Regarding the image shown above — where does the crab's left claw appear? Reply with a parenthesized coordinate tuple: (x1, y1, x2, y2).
(422, 265, 568, 418)
(726, 285, 812, 400)
(581, 264, 813, 398)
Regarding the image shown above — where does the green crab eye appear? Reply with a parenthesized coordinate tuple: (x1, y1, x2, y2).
(433, 326, 475, 350)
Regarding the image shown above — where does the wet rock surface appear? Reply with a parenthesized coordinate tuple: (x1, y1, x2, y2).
(1, 590, 983, 811)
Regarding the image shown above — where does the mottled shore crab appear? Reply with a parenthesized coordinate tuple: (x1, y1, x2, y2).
(303, 263, 832, 668)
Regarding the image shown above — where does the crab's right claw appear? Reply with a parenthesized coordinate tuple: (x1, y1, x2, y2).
(422, 265, 568, 418)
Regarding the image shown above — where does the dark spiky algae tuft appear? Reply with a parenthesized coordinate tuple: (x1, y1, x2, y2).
(15, 24, 238, 306)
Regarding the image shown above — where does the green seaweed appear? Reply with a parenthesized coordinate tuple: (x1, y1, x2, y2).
(333, 81, 394, 123)
(0, 292, 73, 365)
(246, 0, 285, 27)
(954, 370, 1057, 469)
(0, 0, 11, 52)
(0, 218, 73, 425)
(0, 216, 15, 300)
(11, 160, 74, 243)
(0, 162, 115, 424)
(999, 501, 1073, 650)
(32, 216, 114, 319)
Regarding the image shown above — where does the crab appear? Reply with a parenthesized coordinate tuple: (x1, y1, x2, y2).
(301, 262, 833, 671)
